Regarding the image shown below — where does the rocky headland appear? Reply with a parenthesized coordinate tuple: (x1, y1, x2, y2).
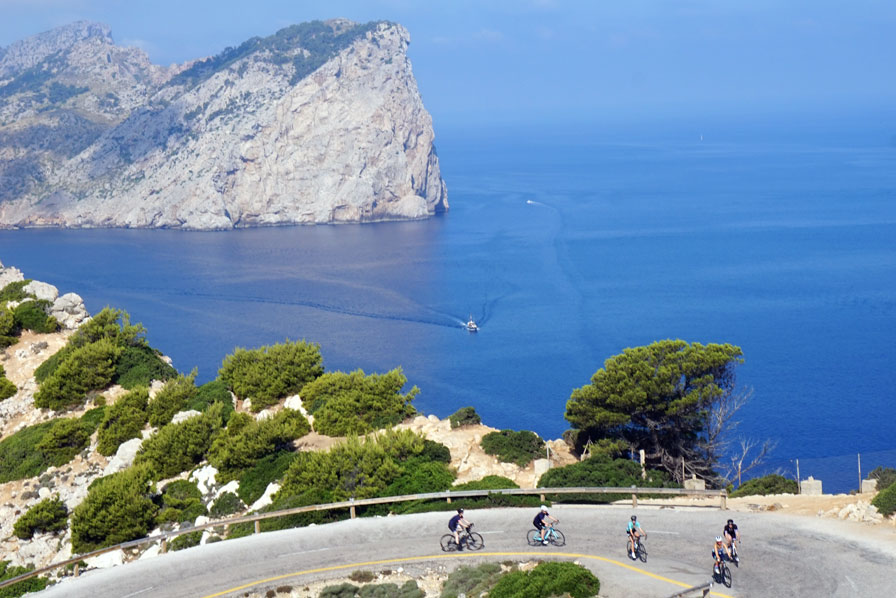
(0, 19, 447, 229)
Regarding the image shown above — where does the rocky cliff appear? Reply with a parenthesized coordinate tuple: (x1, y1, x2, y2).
(0, 19, 448, 229)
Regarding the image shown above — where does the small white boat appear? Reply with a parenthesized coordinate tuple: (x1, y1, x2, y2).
(465, 316, 479, 332)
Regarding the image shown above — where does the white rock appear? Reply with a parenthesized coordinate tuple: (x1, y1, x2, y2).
(255, 409, 274, 421)
(283, 395, 303, 411)
(171, 409, 202, 424)
(139, 544, 161, 560)
(23, 280, 59, 302)
(191, 465, 218, 496)
(85, 548, 124, 569)
(249, 483, 280, 511)
(215, 480, 240, 499)
(194, 515, 210, 527)
(37, 487, 52, 499)
(103, 437, 144, 475)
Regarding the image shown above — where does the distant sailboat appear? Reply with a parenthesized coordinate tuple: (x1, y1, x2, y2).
(465, 316, 479, 332)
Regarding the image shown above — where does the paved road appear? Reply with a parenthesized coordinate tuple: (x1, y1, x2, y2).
(33, 505, 896, 598)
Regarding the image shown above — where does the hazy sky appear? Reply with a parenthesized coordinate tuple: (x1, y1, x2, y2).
(2, 1, 895, 127)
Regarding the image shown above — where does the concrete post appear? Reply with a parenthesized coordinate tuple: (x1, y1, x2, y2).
(632, 493, 638, 508)
(254, 520, 260, 534)
(160, 538, 167, 554)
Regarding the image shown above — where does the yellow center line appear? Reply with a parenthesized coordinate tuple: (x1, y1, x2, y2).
(198, 551, 735, 598)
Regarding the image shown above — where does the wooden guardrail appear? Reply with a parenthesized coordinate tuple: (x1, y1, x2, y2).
(0, 485, 726, 590)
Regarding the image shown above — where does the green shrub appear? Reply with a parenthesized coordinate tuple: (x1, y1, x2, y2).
(115, 345, 178, 389)
(210, 491, 244, 518)
(0, 335, 18, 350)
(96, 387, 149, 456)
(440, 563, 503, 598)
(0, 308, 16, 337)
(480, 430, 546, 467)
(453, 475, 519, 490)
(169, 531, 202, 551)
(0, 421, 62, 482)
(872, 480, 896, 517)
(148, 372, 198, 427)
(34, 338, 122, 410)
(237, 450, 298, 505)
(359, 581, 423, 598)
(420, 439, 451, 464)
(207, 409, 309, 477)
(219, 340, 324, 411)
(80, 406, 107, 433)
(305, 368, 418, 436)
(0, 375, 16, 401)
(71, 465, 159, 552)
(12, 495, 68, 539)
(136, 405, 225, 479)
(449, 406, 481, 428)
(538, 456, 674, 503)
(488, 561, 599, 598)
(319, 583, 359, 598)
(730, 474, 798, 497)
(0, 560, 48, 597)
(12, 300, 58, 333)
(187, 378, 234, 419)
(33, 346, 69, 384)
(159, 480, 202, 509)
(868, 467, 896, 492)
(35, 417, 91, 463)
(383, 460, 455, 496)
(0, 280, 33, 303)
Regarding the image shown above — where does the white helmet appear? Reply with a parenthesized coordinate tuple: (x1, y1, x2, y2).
(540, 505, 548, 512)
(715, 536, 723, 542)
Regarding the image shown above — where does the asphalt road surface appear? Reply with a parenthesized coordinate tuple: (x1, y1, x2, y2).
(33, 505, 896, 598)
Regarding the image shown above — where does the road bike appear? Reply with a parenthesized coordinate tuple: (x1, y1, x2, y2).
(626, 534, 647, 562)
(712, 559, 733, 588)
(440, 524, 484, 552)
(729, 540, 739, 566)
(527, 525, 565, 546)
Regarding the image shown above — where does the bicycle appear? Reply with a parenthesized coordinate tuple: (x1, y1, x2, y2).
(440, 523, 484, 552)
(712, 559, 733, 588)
(729, 540, 739, 566)
(527, 525, 566, 546)
(625, 534, 647, 562)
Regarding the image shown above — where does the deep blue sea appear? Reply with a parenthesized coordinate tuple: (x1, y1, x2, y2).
(2, 120, 895, 493)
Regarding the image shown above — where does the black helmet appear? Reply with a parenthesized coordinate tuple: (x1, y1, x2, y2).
(457, 508, 464, 514)
(727, 519, 733, 524)
(631, 515, 637, 521)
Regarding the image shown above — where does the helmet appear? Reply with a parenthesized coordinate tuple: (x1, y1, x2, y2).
(715, 536, 723, 542)
(540, 505, 548, 512)
(457, 508, 464, 514)
(727, 519, 734, 524)
(631, 515, 637, 521)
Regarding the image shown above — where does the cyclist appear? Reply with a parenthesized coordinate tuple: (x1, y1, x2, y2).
(448, 508, 471, 547)
(722, 518, 740, 562)
(533, 505, 558, 545)
(627, 515, 646, 558)
(712, 536, 729, 574)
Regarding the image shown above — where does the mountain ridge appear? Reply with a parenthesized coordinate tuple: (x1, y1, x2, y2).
(0, 19, 448, 229)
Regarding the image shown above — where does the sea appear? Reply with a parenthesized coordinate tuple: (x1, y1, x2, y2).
(2, 117, 895, 493)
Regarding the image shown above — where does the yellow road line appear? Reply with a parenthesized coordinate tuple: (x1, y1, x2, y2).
(198, 551, 735, 598)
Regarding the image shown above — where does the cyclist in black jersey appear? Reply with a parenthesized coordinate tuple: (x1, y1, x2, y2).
(448, 508, 471, 546)
(533, 505, 558, 545)
(723, 519, 739, 562)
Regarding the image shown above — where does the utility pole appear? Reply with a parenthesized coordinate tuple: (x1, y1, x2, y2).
(858, 453, 862, 492)
(796, 458, 801, 494)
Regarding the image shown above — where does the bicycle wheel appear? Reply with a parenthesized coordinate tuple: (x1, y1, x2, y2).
(549, 529, 566, 546)
(626, 540, 635, 559)
(721, 564, 732, 588)
(440, 534, 458, 552)
(527, 529, 541, 546)
(466, 532, 485, 551)
(637, 543, 648, 562)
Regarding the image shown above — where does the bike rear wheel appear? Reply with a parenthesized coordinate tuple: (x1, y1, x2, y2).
(637, 543, 647, 562)
(527, 529, 542, 546)
(466, 532, 484, 551)
(547, 529, 565, 546)
(440, 534, 458, 552)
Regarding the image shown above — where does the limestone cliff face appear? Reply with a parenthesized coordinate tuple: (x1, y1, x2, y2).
(0, 20, 448, 229)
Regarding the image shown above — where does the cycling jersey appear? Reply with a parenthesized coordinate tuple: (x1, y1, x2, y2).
(723, 523, 738, 538)
(533, 511, 549, 528)
(448, 514, 462, 531)
(627, 521, 642, 534)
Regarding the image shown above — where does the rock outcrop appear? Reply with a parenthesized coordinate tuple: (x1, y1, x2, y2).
(0, 19, 447, 229)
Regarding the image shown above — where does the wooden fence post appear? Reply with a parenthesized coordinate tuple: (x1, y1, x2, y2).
(160, 538, 167, 554)
(254, 521, 260, 534)
(632, 493, 638, 508)
(721, 491, 727, 510)
(73, 563, 80, 577)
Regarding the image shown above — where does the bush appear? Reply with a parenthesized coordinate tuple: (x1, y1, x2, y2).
(207, 409, 309, 477)
(187, 378, 234, 419)
(440, 563, 503, 598)
(306, 368, 418, 436)
(35, 417, 91, 464)
(169, 531, 202, 551)
(538, 456, 674, 503)
(237, 450, 298, 505)
(871, 480, 896, 517)
(96, 387, 149, 456)
(115, 344, 178, 389)
(219, 340, 324, 411)
(136, 405, 225, 479)
(0, 374, 16, 401)
(359, 581, 423, 598)
(319, 583, 359, 598)
(730, 474, 798, 497)
(71, 465, 159, 552)
(488, 561, 600, 598)
(13, 495, 68, 539)
(12, 300, 58, 333)
(34, 338, 122, 410)
(80, 406, 107, 433)
(0, 280, 33, 303)
(148, 372, 198, 426)
(449, 406, 481, 428)
(383, 460, 455, 496)
(868, 467, 896, 492)
(453, 475, 519, 490)
(0, 421, 65, 482)
(480, 430, 546, 467)
(0, 560, 48, 597)
(210, 491, 244, 518)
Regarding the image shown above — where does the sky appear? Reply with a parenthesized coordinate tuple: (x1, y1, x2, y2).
(1, 0, 895, 128)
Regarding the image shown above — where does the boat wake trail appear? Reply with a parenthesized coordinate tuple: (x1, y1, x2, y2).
(526, 199, 548, 207)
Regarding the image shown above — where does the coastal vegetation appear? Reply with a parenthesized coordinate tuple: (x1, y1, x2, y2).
(480, 430, 546, 467)
(449, 406, 481, 428)
(729, 473, 798, 497)
(13, 495, 68, 539)
(872, 480, 896, 517)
